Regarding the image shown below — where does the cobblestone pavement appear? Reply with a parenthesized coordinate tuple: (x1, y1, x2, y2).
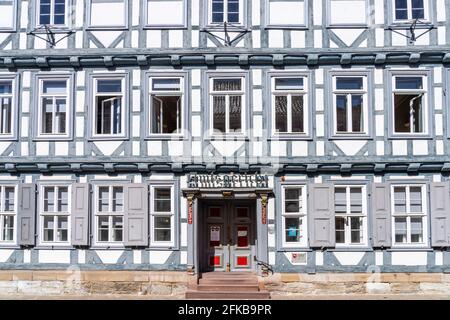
(0, 294, 449, 300)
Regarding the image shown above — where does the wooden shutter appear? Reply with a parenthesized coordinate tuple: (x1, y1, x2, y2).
(71, 183, 90, 246)
(430, 182, 450, 247)
(308, 184, 335, 247)
(371, 183, 392, 247)
(124, 184, 149, 246)
(18, 184, 36, 246)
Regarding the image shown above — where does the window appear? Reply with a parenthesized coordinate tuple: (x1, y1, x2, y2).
(40, 185, 70, 244)
(38, 0, 67, 26)
(391, 184, 428, 246)
(146, 0, 185, 27)
(95, 186, 124, 244)
(0, 80, 14, 137)
(0, 186, 16, 244)
(0, 0, 16, 30)
(328, 0, 367, 26)
(271, 76, 308, 135)
(281, 186, 307, 247)
(209, 76, 245, 135)
(150, 185, 174, 246)
(332, 75, 368, 136)
(391, 74, 428, 135)
(334, 186, 367, 246)
(88, 0, 126, 28)
(149, 76, 183, 135)
(267, 0, 306, 27)
(37, 76, 71, 138)
(393, 0, 428, 21)
(209, 0, 244, 25)
(92, 76, 126, 138)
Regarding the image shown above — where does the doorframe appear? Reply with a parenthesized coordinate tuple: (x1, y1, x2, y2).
(182, 188, 273, 277)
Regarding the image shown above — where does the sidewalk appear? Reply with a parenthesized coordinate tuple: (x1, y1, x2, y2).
(0, 294, 449, 300)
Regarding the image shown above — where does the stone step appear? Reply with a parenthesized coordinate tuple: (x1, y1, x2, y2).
(198, 278, 257, 285)
(185, 290, 271, 300)
(201, 272, 256, 278)
(191, 284, 260, 292)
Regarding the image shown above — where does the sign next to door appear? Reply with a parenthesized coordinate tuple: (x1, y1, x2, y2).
(187, 173, 269, 189)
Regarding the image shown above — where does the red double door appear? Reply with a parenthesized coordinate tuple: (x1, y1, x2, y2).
(202, 201, 256, 272)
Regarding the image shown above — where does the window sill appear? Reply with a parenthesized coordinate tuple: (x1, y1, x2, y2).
(387, 247, 432, 251)
(0, 136, 17, 141)
(88, 136, 129, 142)
(329, 134, 372, 140)
(90, 245, 126, 250)
(0, 28, 16, 33)
(202, 24, 249, 32)
(33, 136, 73, 142)
(264, 25, 308, 30)
(143, 25, 187, 30)
(268, 135, 313, 141)
(145, 135, 187, 141)
(326, 24, 369, 29)
(0, 244, 19, 249)
(85, 26, 129, 31)
(278, 247, 312, 252)
(387, 22, 433, 30)
(205, 135, 249, 142)
(329, 247, 373, 252)
(31, 26, 73, 34)
(147, 246, 178, 250)
(388, 134, 433, 140)
(34, 245, 74, 250)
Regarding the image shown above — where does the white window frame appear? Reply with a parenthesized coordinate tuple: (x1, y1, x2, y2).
(148, 75, 184, 137)
(281, 185, 308, 248)
(91, 75, 127, 139)
(0, 185, 17, 245)
(271, 75, 309, 136)
(332, 74, 369, 136)
(391, 73, 429, 136)
(0, 0, 17, 31)
(144, 0, 187, 28)
(208, 74, 246, 137)
(36, 0, 70, 28)
(39, 184, 71, 245)
(390, 184, 428, 247)
(94, 184, 125, 246)
(87, 0, 128, 30)
(208, 0, 245, 26)
(150, 184, 175, 247)
(265, 0, 308, 29)
(36, 75, 71, 139)
(0, 76, 17, 140)
(334, 185, 368, 247)
(326, 0, 368, 27)
(392, 0, 430, 23)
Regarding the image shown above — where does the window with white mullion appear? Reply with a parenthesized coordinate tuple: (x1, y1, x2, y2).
(334, 186, 367, 246)
(393, 0, 428, 21)
(0, 80, 13, 135)
(38, 78, 69, 137)
(96, 185, 124, 244)
(93, 77, 125, 137)
(40, 185, 70, 244)
(210, 0, 242, 24)
(392, 185, 427, 245)
(210, 77, 244, 135)
(333, 76, 367, 135)
(281, 185, 307, 247)
(0, 185, 16, 243)
(150, 185, 174, 246)
(38, 0, 67, 26)
(149, 76, 183, 135)
(272, 76, 307, 135)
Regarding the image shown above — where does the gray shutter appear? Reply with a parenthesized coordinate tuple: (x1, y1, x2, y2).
(18, 184, 36, 246)
(71, 183, 90, 246)
(124, 184, 149, 246)
(430, 182, 450, 247)
(308, 184, 335, 247)
(371, 183, 392, 247)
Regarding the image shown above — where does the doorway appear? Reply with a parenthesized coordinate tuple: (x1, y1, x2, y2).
(199, 200, 256, 272)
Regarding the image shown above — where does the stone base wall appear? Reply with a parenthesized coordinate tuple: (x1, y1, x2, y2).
(0, 271, 192, 297)
(261, 273, 450, 296)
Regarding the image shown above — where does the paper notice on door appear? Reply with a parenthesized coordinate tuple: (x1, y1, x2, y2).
(238, 230, 247, 237)
(210, 228, 220, 241)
